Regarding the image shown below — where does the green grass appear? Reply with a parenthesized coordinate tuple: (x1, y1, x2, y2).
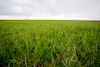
(0, 20, 100, 67)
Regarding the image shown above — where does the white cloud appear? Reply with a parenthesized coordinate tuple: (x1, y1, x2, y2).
(0, 14, 92, 20)
(0, 0, 100, 20)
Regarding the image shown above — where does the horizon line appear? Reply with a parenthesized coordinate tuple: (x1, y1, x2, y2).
(0, 19, 100, 21)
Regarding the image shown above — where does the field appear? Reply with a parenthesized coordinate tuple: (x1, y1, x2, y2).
(0, 20, 100, 67)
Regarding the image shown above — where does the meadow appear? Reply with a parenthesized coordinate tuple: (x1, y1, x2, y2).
(0, 20, 100, 67)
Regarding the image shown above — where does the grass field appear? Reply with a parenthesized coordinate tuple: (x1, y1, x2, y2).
(0, 20, 100, 67)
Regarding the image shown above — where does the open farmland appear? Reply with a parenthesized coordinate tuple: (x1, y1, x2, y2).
(0, 20, 100, 67)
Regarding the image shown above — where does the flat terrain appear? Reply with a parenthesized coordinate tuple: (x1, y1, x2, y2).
(0, 20, 100, 67)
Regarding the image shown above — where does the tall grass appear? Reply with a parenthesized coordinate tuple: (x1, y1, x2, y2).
(0, 20, 100, 67)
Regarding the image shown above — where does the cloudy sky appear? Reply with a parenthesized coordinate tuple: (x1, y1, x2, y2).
(0, 0, 100, 20)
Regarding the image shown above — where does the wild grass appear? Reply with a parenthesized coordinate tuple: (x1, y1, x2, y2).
(0, 20, 100, 67)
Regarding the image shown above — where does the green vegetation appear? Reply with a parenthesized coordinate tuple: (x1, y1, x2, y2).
(0, 20, 100, 67)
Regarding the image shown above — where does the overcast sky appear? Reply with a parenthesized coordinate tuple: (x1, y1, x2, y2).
(0, 0, 100, 20)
